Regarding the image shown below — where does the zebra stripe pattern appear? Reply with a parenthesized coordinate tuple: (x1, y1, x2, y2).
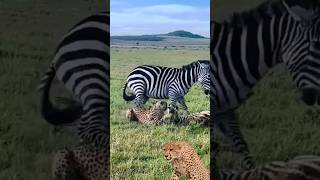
(216, 155, 320, 180)
(123, 60, 210, 111)
(211, 0, 320, 170)
(38, 12, 109, 146)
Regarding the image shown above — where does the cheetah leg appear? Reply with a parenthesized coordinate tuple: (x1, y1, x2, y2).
(215, 111, 255, 170)
(126, 109, 137, 121)
(170, 172, 180, 180)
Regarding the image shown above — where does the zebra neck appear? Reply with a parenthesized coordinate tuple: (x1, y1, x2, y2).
(211, 14, 287, 110)
(180, 67, 198, 89)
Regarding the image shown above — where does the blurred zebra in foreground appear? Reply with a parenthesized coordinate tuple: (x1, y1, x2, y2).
(211, 0, 320, 170)
(216, 155, 320, 180)
(38, 12, 109, 146)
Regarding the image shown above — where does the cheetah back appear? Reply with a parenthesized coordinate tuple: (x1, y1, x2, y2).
(126, 101, 167, 124)
(52, 145, 108, 180)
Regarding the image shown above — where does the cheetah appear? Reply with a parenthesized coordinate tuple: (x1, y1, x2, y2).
(163, 141, 209, 180)
(52, 144, 108, 180)
(164, 106, 210, 125)
(126, 101, 168, 124)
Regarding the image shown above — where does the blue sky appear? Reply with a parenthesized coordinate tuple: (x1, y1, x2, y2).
(111, 0, 209, 37)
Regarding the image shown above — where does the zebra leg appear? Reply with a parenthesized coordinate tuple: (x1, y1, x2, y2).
(215, 111, 255, 170)
(134, 93, 148, 107)
(176, 97, 189, 113)
(168, 98, 178, 114)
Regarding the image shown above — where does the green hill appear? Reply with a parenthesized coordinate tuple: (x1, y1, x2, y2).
(165, 30, 206, 38)
(111, 35, 164, 41)
(111, 30, 206, 42)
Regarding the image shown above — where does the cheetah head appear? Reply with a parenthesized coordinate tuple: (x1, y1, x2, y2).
(163, 142, 182, 161)
(154, 101, 167, 111)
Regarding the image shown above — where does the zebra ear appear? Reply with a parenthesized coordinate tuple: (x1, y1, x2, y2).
(282, 0, 318, 24)
(199, 62, 209, 68)
(198, 61, 207, 68)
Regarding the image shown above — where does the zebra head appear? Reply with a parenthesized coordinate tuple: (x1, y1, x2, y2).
(197, 60, 210, 95)
(282, 0, 320, 105)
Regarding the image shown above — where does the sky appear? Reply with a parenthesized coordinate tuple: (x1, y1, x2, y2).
(111, 0, 210, 37)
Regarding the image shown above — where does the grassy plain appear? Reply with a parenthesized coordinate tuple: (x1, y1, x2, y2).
(110, 47, 210, 179)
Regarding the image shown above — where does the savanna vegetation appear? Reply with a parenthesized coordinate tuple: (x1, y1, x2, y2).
(111, 47, 210, 179)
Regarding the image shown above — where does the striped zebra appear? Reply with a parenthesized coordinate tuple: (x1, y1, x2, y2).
(38, 12, 109, 146)
(211, 0, 320, 170)
(216, 155, 320, 180)
(123, 60, 210, 111)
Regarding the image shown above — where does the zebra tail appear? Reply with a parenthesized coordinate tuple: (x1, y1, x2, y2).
(38, 64, 82, 125)
(123, 82, 136, 101)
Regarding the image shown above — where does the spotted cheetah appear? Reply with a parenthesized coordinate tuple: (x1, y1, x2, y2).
(126, 101, 168, 124)
(164, 106, 210, 125)
(163, 141, 209, 180)
(52, 144, 108, 180)
(175, 111, 210, 125)
(126, 100, 210, 126)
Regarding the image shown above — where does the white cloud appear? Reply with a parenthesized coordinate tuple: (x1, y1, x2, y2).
(122, 4, 200, 15)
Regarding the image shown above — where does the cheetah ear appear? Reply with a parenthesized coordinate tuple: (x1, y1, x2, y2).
(162, 144, 167, 149)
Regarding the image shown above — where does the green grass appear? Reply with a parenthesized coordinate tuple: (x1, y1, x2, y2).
(218, 69, 320, 168)
(215, 0, 320, 170)
(217, 68, 320, 168)
(111, 48, 210, 179)
(0, 0, 106, 179)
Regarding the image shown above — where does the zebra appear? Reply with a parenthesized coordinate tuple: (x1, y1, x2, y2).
(38, 12, 109, 146)
(211, 0, 320, 171)
(216, 155, 320, 180)
(123, 60, 210, 111)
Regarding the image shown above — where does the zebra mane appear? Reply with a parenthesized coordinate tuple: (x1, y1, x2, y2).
(221, 0, 285, 28)
(181, 60, 208, 70)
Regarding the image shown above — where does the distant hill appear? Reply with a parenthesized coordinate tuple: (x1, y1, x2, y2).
(111, 35, 164, 41)
(165, 30, 206, 39)
(111, 30, 206, 41)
